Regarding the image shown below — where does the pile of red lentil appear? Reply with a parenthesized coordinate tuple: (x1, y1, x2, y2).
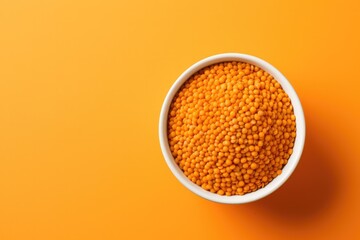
(168, 61, 296, 196)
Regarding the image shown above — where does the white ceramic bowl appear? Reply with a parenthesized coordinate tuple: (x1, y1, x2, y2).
(159, 53, 305, 204)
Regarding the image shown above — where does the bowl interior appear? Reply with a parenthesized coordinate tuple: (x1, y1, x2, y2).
(159, 53, 305, 204)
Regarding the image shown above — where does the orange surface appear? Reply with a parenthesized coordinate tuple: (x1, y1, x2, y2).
(0, 0, 359, 239)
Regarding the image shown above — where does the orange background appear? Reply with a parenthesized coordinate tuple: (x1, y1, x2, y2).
(1, 0, 360, 239)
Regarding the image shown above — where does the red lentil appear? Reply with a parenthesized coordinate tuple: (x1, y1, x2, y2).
(168, 61, 296, 196)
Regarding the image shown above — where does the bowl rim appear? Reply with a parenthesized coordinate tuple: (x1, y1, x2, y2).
(159, 53, 306, 204)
